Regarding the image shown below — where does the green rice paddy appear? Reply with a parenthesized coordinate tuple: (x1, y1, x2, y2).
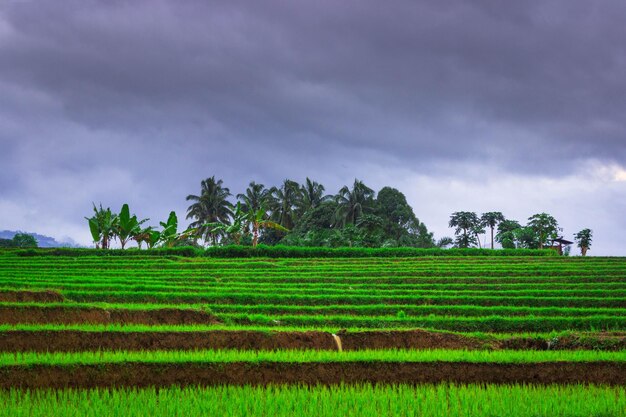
(1, 251, 624, 415)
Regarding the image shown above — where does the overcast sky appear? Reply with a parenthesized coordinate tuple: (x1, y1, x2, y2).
(1, 0, 625, 255)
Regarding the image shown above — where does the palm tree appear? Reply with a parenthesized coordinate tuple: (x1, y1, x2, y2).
(268, 179, 301, 230)
(573, 228, 593, 256)
(448, 211, 480, 248)
(480, 212, 505, 249)
(237, 182, 271, 214)
(186, 177, 234, 245)
(298, 178, 330, 215)
(333, 179, 375, 226)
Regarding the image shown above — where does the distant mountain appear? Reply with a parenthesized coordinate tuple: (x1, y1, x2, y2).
(0, 230, 82, 248)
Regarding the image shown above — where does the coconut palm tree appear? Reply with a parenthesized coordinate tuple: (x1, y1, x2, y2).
(480, 212, 505, 249)
(333, 179, 375, 227)
(268, 179, 301, 230)
(298, 178, 330, 215)
(237, 182, 271, 214)
(186, 177, 234, 245)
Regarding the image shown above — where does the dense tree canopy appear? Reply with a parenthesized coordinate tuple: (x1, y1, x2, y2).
(184, 177, 437, 248)
(81, 176, 591, 254)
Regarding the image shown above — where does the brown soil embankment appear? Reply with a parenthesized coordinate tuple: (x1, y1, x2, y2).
(0, 307, 220, 325)
(2, 329, 623, 352)
(339, 330, 484, 350)
(0, 330, 336, 352)
(0, 290, 64, 303)
(1, 361, 624, 388)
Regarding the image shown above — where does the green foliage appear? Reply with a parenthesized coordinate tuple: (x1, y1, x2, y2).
(2, 384, 625, 417)
(16, 246, 203, 257)
(449, 211, 480, 248)
(116, 204, 149, 249)
(527, 213, 559, 249)
(268, 179, 301, 231)
(480, 212, 505, 249)
(3, 348, 625, 366)
(9, 233, 38, 248)
(333, 179, 375, 227)
(496, 220, 522, 249)
(574, 228, 593, 256)
(85, 203, 118, 249)
(203, 245, 557, 258)
(186, 177, 234, 245)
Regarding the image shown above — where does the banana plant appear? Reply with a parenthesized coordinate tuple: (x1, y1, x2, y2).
(246, 205, 289, 248)
(205, 202, 247, 245)
(158, 211, 197, 248)
(116, 204, 149, 249)
(159, 211, 179, 248)
(85, 203, 118, 249)
(132, 226, 154, 249)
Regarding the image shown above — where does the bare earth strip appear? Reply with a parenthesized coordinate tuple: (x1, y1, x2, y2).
(1, 329, 624, 352)
(1, 362, 624, 388)
(0, 290, 64, 303)
(0, 306, 220, 325)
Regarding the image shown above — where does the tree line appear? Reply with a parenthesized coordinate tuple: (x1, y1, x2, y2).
(84, 176, 593, 255)
(0, 233, 38, 248)
(85, 177, 437, 250)
(448, 211, 593, 255)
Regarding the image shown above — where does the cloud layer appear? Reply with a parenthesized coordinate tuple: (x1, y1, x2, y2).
(1, 0, 625, 254)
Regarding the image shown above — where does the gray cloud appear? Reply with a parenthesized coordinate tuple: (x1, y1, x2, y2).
(0, 0, 625, 253)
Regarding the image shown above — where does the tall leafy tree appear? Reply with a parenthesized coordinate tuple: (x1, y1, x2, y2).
(11, 233, 38, 248)
(269, 179, 301, 230)
(574, 228, 593, 256)
(376, 187, 416, 241)
(480, 212, 505, 249)
(448, 211, 480, 248)
(513, 226, 540, 249)
(116, 204, 149, 249)
(186, 177, 234, 245)
(496, 219, 522, 249)
(333, 179, 375, 227)
(527, 213, 558, 249)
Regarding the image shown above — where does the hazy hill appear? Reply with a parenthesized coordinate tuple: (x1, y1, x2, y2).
(0, 230, 81, 248)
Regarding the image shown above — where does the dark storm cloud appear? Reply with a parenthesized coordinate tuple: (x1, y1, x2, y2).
(0, 0, 625, 253)
(1, 0, 625, 173)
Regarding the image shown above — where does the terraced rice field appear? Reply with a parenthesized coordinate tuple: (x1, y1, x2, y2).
(1, 251, 625, 415)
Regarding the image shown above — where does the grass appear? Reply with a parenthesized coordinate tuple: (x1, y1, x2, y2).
(2, 349, 626, 366)
(2, 384, 625, 417)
